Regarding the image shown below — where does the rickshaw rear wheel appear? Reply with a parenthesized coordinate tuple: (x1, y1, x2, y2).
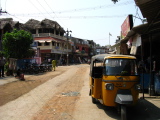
(92, 97, 98, 104)
(121, 105, 127, 120)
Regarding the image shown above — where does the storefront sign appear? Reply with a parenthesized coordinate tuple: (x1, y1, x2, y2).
(121, 15, 133, 39)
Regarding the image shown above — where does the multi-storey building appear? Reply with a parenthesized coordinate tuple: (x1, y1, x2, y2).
(96, 46, 109, 54)
(25, 19, 72, 64)
(87, 40, 97, 57)
(71, 37, 90, 63)
(0, 18, 92, 64)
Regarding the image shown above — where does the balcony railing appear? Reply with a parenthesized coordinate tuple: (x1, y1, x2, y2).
(33, 33, 67, 40)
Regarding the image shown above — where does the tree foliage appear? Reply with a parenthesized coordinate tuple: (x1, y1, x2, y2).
(111, 0, 119, 4)
(2, 29, 34, 59)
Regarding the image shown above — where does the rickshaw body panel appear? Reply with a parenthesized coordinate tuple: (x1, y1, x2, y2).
(93, 78, 102, 99)
(89, 76, 102, 99)
(102, 75, 139, 106)
(89, 54, 140, 107)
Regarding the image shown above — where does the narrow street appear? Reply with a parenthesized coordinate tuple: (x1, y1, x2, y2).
(0, 64, 160, 120)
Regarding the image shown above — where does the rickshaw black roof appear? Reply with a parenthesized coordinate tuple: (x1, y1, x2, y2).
(91, 54, 136, 62)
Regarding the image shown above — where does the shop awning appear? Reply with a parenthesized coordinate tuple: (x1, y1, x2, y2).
(34, 37, 66, 43)
(37, 40, 52, 43)
(134, 0, 160, 23)
(38, 40, 45, 43)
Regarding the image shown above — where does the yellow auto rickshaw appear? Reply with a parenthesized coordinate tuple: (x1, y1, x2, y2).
(89, 54, 140, 120)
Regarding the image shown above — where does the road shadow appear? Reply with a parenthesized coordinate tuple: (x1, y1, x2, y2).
(96, 102, 120, 120)
(95, 98, 160, 120)
(127, 98, 160, 120)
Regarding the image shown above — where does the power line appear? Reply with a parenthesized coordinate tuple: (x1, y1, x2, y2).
(8, 1, 134, 17)
(28, 0, 48, 18)
(57, 15, 128, 19)
(36, 0, 53, 19)
(43, 0, 56, 17)
(43, 0, 67, 28)
(7, 13, 26, 22)
(55, 1, 134, 14)
(0, 8, 7, 16)
(7, 14, 129, 19)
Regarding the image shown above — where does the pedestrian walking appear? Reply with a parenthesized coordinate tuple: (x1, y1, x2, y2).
(52, 59, 56, 71)
(0, 56, 6, 77)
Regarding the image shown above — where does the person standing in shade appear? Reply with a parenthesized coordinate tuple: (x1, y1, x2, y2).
(52, 59, 56, 71)
(0, 56, 6, 77)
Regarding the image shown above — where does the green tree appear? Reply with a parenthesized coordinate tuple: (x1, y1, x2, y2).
(96, 44, 101, 47)
(2, 29, 34, 59)
(111, 0, 119, 4)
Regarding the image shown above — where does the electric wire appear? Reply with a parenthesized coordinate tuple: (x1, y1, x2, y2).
(28, 0, 48, 18)
(43, 0, 56, 17)
(36, 0, 54, 19)
(7, 13, 26, 22)
(133, 6, 138, 25)
(43, 0, 68, 29)
(7, 1, 134, 17)
(6, 14, 129, 19)
(56, 1, 134, 14)
(52, 15, 128, 19)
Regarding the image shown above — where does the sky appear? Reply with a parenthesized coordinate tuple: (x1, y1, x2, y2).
(0, 0, 144, 46)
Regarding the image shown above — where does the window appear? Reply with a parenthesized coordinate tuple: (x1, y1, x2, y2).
(31, 29, 36, 34)
(38, 29, 43, 33)
(56, 30, 59, 35)
(44, 42, 50, 46)
(38, 42, 42, 46)
(104, 59, 138, 76)
(52, 41, 55, 46)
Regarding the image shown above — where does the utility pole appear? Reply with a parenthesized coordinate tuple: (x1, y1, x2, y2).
(0, 8, 7, 15)
(109, 32, 112, 46)
(66, 29, 72, 66)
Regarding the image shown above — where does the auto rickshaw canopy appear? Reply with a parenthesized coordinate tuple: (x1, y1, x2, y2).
(91, 54, 136, 63)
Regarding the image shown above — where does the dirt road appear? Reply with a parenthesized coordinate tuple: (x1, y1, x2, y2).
(0, 65, 88, 120)
(0, 64, 160, 120)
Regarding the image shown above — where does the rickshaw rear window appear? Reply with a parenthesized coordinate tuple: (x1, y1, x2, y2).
(93, 60, 103, 67)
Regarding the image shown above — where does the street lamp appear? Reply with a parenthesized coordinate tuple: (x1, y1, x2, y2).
(66, 29, 72, 66)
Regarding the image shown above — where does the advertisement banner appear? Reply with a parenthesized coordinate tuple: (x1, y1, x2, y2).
(121, 15, 133, 39)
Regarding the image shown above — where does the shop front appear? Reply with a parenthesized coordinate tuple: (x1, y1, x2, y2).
(120, 21, 160, 95)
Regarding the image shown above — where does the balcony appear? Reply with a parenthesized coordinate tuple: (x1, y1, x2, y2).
(51, 48, 72, 54)
(33, 33, 67, 40)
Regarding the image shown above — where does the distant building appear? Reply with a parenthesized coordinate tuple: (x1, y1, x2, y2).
(24, 18, 68, 63)
(71, 37, 90, 63)
(87, 40, 96, 57)
(96, 46, 108, 54)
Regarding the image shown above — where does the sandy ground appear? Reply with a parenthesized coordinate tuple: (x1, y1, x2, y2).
(0, 65, 88, 120)
(0, 66, 67, 106)
(0, 64, 160, 120)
